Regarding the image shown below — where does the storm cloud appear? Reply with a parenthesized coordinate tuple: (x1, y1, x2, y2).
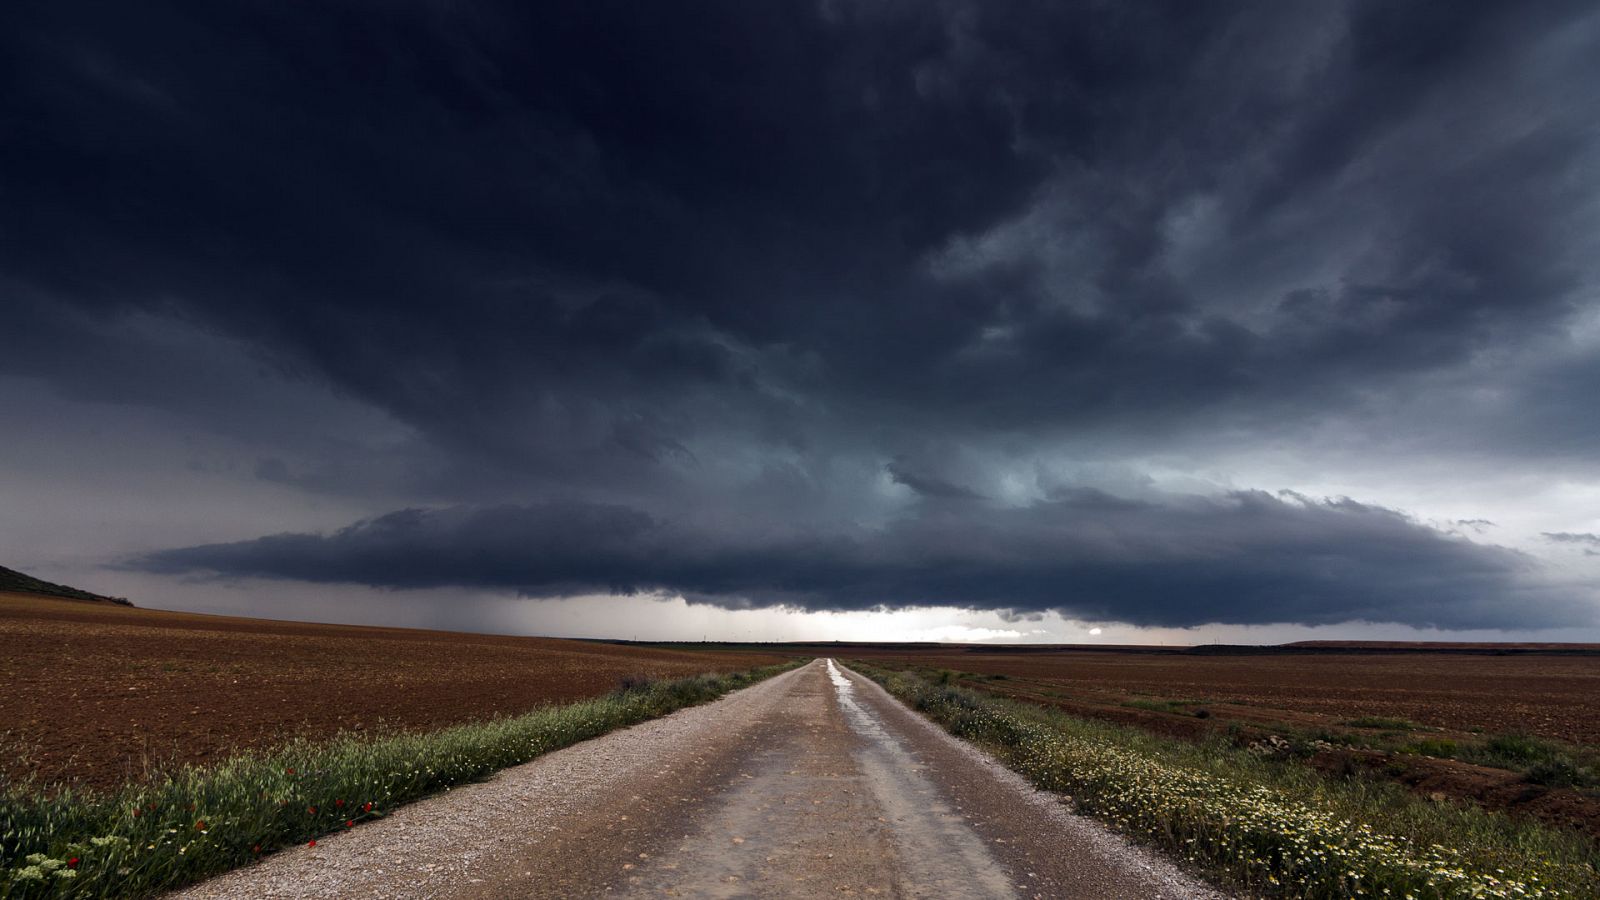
(5, 1, 1600, 634)
(132, 491, 1579, 630)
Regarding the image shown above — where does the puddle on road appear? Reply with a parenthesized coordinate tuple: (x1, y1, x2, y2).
(827, 659, 895, 746)
(826, 658, 852, 688)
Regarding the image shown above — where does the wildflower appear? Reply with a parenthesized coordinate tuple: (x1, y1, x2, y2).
(308, 840, 317, 848)
(252, 845, 262, 854)
(287, 767, 295, 774)
(67, 857, 79, 868)
(196, 820, 207, 830)
(363, 802, 373, 812)
(307, 806, 317, 814)
(335, 799, 345, 807)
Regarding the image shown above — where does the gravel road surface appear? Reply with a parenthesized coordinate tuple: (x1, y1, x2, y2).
(172, 659, 1223, 899)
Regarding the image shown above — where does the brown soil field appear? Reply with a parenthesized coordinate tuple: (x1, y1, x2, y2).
(837, 646, 1600, 744)
(0, 592, 785, 792)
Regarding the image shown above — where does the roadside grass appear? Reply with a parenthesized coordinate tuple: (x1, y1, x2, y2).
(0, 662, 801, 899)
(852, 662, 1600, 899)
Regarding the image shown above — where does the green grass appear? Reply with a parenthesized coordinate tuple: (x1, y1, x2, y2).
(851, 662, 1599, 899)
(1123, 697, 1206, 714)
(1455, 734, 1600, 789)
(0, 662, 801, 898)
(1344, 716, 1421, 731)
(1404, 738, 1461, 759)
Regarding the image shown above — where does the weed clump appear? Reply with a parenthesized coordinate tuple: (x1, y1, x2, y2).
(1527, 759, 1584, 788)
(1404, 739, 1459, 759)
(615, 673, 658, 694)
(1453, 733, 1600, 789)
(1344, 717, 1419, 731)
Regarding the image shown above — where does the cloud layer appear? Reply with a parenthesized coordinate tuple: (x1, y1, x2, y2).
(5, 1, 1600, 632)
(133, 491, 1582, 630)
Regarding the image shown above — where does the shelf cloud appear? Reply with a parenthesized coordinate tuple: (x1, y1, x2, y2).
(132, 491, 1581, 630)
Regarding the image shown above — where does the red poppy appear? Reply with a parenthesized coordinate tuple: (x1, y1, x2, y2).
(252, 845, 261, 854)
(66, 858, 79, 869)
(335, 799, 344, 807)
(195, 820, 207, 830)
(345, 820, 354, 828)
(132, 808, 141, 817)
(286, 767, 296, 775)
(362, 802, 373, 812)
(307, 806, 317, 814)
(307, 840, 316, 848)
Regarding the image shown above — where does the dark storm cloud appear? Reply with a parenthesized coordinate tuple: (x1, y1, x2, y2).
(6, 1, 1600, 628)
(131, 491, 1580, 630)
(253, 457, 290, 484)
(885, 457, 984, 501)
(5, 1, 1596, 457)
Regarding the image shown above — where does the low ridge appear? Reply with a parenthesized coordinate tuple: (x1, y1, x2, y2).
(0, 563, 132, 606)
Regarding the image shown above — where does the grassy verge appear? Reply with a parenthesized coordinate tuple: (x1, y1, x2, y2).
(851, 662, 1600, 899)
(0, 661, 801, 898)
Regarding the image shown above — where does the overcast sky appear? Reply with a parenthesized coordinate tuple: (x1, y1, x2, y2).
(5, 1, 1600, 643)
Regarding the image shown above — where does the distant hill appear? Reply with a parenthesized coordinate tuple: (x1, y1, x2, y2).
(0, 564, 132, 606)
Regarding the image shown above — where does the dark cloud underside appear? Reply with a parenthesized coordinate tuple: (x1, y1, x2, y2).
(132, 491, 1581, 630)
(5, 1, 1599, 630)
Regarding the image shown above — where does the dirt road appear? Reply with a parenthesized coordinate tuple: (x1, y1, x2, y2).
(174, 659, 1220, 899)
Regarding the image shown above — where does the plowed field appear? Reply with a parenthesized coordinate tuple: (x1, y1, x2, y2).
(0, 592, 784, 791)
(840, 646, 1600, 744)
